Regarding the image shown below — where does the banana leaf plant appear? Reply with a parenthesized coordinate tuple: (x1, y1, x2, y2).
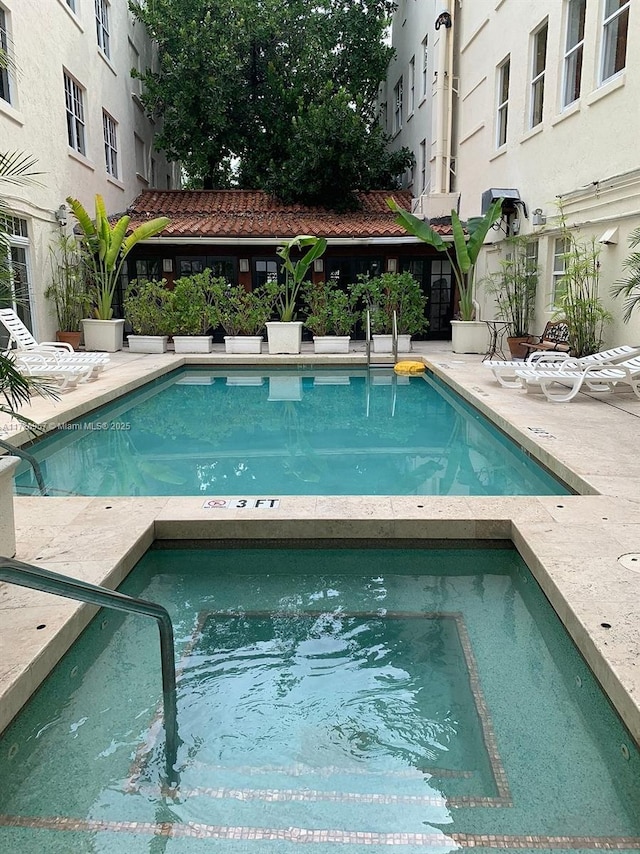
(276, 235, 328, 322)
(387, 197, 504, 321)
(66, 194, 170, 320)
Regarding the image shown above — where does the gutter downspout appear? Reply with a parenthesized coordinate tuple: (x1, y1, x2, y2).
(434, 0, 453, 194)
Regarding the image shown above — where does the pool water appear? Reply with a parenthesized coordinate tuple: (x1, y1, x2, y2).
(15, 367, 568, 496)
(0, 546, 638, 853)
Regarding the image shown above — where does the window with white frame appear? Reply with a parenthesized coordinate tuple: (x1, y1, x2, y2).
(530, 22, 548, 128)
(102, 110, 118, 178)
(496, 57, 510, 148)
(64, 72, 86, 155)
(562, 0, 585, 107)
(135, 134, 147, 179)
(95, 0, 111, 59)
(552, 237, 569, 303)
(419, 139, 427, 193)
(129, 40, 142, 98)
(408, 56, 415, 116)
(600, 0, 629, 84)
(0, 216, 34, 336)
(0, 5, 12, 105)
(393, 77, 403, 134)
(421, 36, 428, 98)
(66, 0, 76, 11)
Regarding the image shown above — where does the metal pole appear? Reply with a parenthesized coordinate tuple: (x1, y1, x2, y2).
(0, 439, 48, 495)
(0, 557, 179, 776)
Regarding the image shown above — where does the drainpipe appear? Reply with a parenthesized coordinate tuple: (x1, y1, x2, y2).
(434, 0, 453, 194)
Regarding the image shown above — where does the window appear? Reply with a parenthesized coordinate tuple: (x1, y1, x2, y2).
(530, 22, 548, 127)
(64, 72, 86, 155)
(552, 237, 569, 303)
(421, 36, 428, 98)
(66, 0, 76, 11)
(0, 6, 11, 105)
(150, 157, 156, 187)
(129, 41, 142, 98)
(496, 57, 510, 147)
(95, 0, 111, 59)
(0, 216, 34, 338)
(102, 111, 118, 178)
(419, 139, 427, 193)
(563, 0, 586, 107)
(408, 56, 415, 116)
(166, 173, 172, 190)
(393, 77, 403, 134)
(601, 0, 629, 83)
(134, 134, 146, 179)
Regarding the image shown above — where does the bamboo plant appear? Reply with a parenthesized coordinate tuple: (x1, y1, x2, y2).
(484, 235, 537, 338)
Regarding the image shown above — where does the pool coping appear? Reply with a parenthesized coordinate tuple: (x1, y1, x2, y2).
(1, 344, 640, 754)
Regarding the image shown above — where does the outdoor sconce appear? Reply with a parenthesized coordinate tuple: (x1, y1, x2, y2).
(54, 204, 67, 227)
(239, 258, 250, 273)
(435, 11, 452, 29)
(313, 258, 324, 273)
(386, 258, 398, 273)
(532, 208, 547, 227)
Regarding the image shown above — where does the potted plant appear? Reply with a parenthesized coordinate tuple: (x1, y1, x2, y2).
(554, 226, 611, 358)
(123, 279, 172, 353)
(302, 280, 357, 353)
(212, 279, 278, 354)
(387, 196, 503, 354)
(44, 233, 90, 350)
(66, 194, 170, 352)
(167, 269, 220, 353)
(353, 271, 428, 353)
(267, 234, 327, 354)
(484, 235, 538, 358)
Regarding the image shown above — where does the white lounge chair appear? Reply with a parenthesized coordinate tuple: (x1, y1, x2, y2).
(9, 352, 94, 391)
(0, 309, 109, 369)
(515, 355, 640, 402)
(485, 345, 640, 388)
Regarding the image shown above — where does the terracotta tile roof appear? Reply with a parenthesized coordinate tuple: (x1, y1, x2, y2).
(126, 189, 453, 240)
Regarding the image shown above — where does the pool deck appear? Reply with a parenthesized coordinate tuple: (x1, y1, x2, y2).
(1, 341, 640, 752)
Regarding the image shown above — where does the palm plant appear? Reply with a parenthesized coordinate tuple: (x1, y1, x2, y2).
(387, 197, 504, 320)
(275, 235, 328, 322)
(66, 194, 170, 320)
(611, 226, 640, 322)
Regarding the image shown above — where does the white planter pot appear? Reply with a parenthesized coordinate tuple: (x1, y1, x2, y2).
(173, 335, 213, 354)
(266, 322, 303, 355)
(450, 320, 489, 354)
(372, 334, 412, 354)
(0, 456, 19, 558)
(313, 336, 351, 354)
(82, 318, 125, 352)
(127, 335, 169, 354)
(224, 336, 263, 354)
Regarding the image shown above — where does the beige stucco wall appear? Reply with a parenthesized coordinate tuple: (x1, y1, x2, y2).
(388, 0, 640, 345)
(0, 0, 179, 341)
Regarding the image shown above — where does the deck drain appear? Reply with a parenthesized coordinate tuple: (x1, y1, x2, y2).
(617, 553, 640, 574)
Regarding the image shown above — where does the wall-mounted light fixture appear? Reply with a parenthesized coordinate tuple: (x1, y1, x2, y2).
(598, 226, 619, 245)
(313, 258, 324, 273)
(239, 258, 250, 273)
(532, 208, 547, 227)
(435, 11, 452, 29)
(54, 204, 67, 227)
(162, 258, 173, 273)
(386, 258, 398, 273)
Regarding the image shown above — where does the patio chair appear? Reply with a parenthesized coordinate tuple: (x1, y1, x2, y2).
(485, 345, 640, 388)
(0, 309, 109, 367)
(10, 352, 95, 391)
(520, 321, 570, 357)
(514, 355, 640, 402)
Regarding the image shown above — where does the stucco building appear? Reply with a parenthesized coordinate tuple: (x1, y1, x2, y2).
(387, 0, 640, 346)
(0, 0, 178, 342)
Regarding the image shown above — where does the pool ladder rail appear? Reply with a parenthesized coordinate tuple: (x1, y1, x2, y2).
(0, 556, 180, 779)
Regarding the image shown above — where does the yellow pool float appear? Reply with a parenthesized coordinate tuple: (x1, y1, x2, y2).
(394, 360, 426, 375)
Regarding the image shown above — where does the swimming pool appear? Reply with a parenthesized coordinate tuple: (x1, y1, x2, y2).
(0, 545, 638, 852)
(15, 367, 568, 496)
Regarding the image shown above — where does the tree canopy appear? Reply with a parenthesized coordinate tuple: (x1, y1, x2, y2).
(129, 0, 412, 209)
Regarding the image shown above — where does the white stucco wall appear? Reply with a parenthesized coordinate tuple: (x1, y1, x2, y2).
(0, 0, 178, 340)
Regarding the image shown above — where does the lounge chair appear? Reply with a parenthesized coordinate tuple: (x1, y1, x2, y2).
(0, 309, 109, 367)
(485, 345, 640, 388)
(9, 352, 94, 391)
(515, 355, 640, 402)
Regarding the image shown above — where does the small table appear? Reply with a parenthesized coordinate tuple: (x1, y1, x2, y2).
(483, 320, 511, 361)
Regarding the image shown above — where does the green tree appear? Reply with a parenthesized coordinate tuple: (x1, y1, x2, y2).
(129, 0, 412, 206)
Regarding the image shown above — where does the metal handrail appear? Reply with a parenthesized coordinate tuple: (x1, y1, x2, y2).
(0, 557, 179, 776)
(0, 440, 48, 495)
